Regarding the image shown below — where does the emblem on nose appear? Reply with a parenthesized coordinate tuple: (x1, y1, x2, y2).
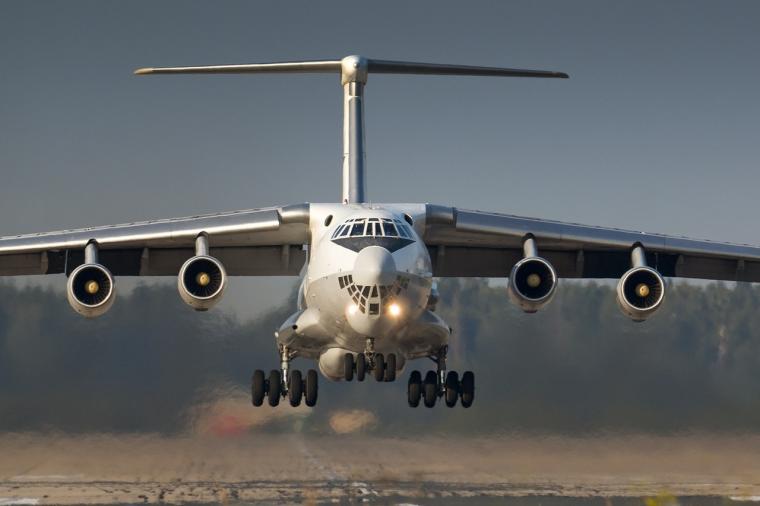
(352, 246, 397, 286)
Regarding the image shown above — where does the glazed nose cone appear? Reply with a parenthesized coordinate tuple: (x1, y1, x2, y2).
(352, 246, 397, 286)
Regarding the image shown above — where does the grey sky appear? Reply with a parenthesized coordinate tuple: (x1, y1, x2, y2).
(1, 1, 759, 316)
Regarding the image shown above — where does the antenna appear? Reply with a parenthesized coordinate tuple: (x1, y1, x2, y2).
(135, 56, 568, 204)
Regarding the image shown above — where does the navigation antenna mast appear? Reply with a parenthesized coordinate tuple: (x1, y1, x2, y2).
(135, 55, 568, 205)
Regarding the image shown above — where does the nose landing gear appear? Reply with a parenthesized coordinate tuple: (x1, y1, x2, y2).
(343, 337, 398, 383)
(407, 346, 474, 408)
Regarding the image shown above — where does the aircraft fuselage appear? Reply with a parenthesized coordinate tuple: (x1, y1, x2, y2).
(275, 204, 450, 380)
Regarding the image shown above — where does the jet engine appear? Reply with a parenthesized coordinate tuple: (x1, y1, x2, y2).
(616, 266, 665, 321)
(508, 236, 557, 313)
(178, 255, 227, 311)
(508, 256, 558, 313)
(66, 243, 116, 318)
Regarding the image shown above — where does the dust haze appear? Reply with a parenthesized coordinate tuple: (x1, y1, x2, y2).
(2, 278, 760, 434)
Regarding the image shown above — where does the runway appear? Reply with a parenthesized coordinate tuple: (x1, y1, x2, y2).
(1, 432, 760, 504)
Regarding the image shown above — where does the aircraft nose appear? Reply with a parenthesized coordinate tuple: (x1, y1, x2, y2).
(352, 246, 397, 286)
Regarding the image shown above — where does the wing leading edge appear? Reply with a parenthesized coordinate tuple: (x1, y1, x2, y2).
(0, 204, 310, 276)
(424, 205, 760, 282)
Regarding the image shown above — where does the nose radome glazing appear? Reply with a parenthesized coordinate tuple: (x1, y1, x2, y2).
(352, 246, 397, 286)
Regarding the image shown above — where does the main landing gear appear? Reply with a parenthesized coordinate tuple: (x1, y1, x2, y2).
(251, 345, 319, 407)
(344, 338, 398, 383)
(407, 346, 474, 408)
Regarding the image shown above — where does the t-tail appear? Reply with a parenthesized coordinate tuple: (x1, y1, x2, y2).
(135, 56, 568, 204)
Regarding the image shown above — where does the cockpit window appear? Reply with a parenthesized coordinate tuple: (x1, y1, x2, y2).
(350, 222, 365, 236)
(330, 217, 415, 252)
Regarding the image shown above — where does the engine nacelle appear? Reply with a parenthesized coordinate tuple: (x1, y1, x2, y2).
(508, 256, 557, 313)
(178, 255, 227, 311)
(616, 266, 665, 321)
(66, 263, 116, 318)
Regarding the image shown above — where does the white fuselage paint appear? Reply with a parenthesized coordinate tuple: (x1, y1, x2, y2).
(275, 203, 450, 380)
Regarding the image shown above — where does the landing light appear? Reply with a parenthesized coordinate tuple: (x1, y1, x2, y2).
(388, 303, 402, 317)
(347, 303, 359, 315)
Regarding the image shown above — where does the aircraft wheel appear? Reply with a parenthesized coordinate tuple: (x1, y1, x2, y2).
(251, 369, 265, 407)
(423, 370, 438, 408)
(267, 370, 281, 407)
(444, 371, 459, 408)
(304, 369, 318, 407)
(384, 353, 397, 382)
(460, 371, 475, 408)
(374, 353, 386, 382)
(344, 353, 354, 381)
(288, 370, 303, 407)
(356, 353, 367, 382)
(408, 370, 422, 407)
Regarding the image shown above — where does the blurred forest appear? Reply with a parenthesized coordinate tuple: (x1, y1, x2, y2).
(1, 278, 760, 434)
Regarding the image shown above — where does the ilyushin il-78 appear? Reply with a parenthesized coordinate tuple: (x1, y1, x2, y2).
(2, 56, 757, 409)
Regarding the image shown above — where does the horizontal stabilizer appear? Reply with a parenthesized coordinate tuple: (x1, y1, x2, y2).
(366, 59, 568, 79)
(134, 60, 342, 75)
(135, 56, 568, 80)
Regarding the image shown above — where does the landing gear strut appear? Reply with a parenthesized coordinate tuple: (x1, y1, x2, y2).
(407, 346, 474, 408)
(251, 344, 318, 408)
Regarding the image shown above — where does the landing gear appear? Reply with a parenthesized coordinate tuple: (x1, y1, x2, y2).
(407, 346, 474, 408)
(444, 371, 459, 407)
(384, 353, 397, 382)
(251, 344, 319, 408)
(356, 353, 367, 381)
(373, 353, 385, 382)
(344, 352, 354, 381)
(288, 370, 303, 407)
(460, 371, 474, 408)
(267, 370, 281, 407)
(408, 370, 422, 407)
(251, 370, 266, 407)
(343, 338, 397, 383)
(304, 369, 318, 407)
(423, 370, 437, 408)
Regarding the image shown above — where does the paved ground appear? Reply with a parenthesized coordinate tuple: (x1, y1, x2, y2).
(1, 432, 760, 504)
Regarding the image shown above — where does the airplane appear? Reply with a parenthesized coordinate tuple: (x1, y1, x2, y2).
(3, 55, 760, 410)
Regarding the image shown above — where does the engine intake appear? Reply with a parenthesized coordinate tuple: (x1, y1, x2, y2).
(617, 266, 665, 321)
(508, 256, 558, 312)
(178, 255, 227, 311)
(67, 263, 116, 318)
(507, 237, 557, 313)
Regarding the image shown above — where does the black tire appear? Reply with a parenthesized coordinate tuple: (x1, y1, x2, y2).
(423, 370, 438, 408)
(384, 353, 397, 382)
(460, 371, 475, 408)
(267, 370, 281, 407)
(251, 369, 265, 407)
(344, 353, 354, 382)
(304, 369, 318, 407)
(288, 370, 303, 407)
(374, 353, 385, 382)
(444, 371, 459, 408)
(408, 370, 422, 407)
(356, 353, 367, 381)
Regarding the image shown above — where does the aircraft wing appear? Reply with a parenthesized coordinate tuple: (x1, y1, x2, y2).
(424, 204, 760, 282)
(0, 204, 310, 276)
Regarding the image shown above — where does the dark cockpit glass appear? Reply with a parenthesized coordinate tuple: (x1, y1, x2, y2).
(330, 217, 415, 252)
